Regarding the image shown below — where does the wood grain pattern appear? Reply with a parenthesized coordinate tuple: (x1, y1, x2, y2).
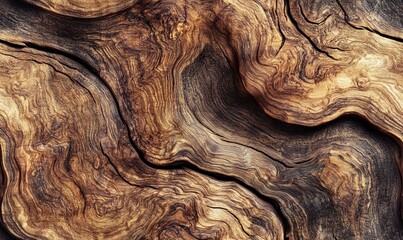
(22, 0, 139, 18)
(0, 0, 402, 239)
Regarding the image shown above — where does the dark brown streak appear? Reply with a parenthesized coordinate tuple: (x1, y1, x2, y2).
(4, 33, 292, 238)
(285, 0, 337, 60)
(335, 0, 403, 43)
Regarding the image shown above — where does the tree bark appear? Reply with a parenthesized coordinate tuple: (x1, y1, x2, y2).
(0, 0, 402, 239)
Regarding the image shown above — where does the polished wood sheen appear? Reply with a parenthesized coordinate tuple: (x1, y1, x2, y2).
(0, 0, 402, 239)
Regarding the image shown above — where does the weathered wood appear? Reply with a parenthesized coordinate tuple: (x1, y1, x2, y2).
(0, 0, 401, 239)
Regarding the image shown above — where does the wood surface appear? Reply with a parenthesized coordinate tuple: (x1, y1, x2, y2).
(0, 0, 402, 239)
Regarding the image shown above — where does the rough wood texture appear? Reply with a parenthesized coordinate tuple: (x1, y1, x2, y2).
(0, 0, 401, 239)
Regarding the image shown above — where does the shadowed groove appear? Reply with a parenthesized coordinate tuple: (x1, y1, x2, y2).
(0, 0, 401, 239)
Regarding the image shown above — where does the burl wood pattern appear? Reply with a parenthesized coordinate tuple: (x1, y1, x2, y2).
(0, 0, 401, 239)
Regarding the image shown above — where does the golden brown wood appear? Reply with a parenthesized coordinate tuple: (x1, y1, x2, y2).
(22, 0, 139, 18)
(0, 0, 401, 239)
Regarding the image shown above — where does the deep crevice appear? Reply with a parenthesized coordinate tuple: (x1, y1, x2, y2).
(0, 37, 291, 239)
(284, 0, 336, 60)
(99, 143, 157, 190)
(22, 42, 100, 77)
(130, 138, 292, 239)
(335, 0, 403, 43)
(0, 39, 25, 49)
